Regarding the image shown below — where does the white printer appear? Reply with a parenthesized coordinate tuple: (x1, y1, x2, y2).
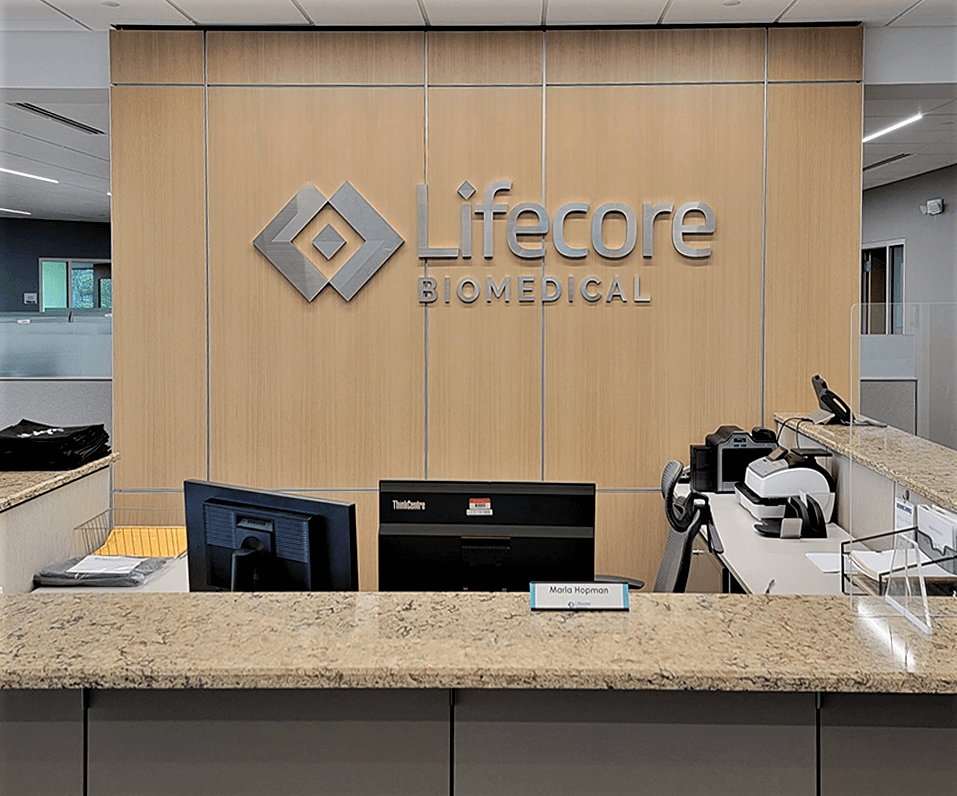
(735, 447, 836, 521)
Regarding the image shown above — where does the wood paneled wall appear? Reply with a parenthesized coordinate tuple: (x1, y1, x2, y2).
(110, 26, 863, 590)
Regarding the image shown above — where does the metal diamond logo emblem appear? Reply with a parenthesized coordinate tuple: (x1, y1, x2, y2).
(253, 182, 404, 302)
(312, 224, 346, 261)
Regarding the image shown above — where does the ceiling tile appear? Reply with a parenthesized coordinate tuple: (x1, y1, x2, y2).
(910, 138, 957, 156)
(863, 152, 913, 169)
(0, 148, 100, 189)
(174, 0, 306, 25)
(662, 0, 792, 25)
(879, 152, 957, 171)
(0, 108, 110, 159)
(0, 0, 85, 30)
(911, 113, 957, 133)
(297, 0, 423, 25)
(780, 0, 914, 26)
(863, 141, 924, 160)
(1, 131, 109, 178)
(891, 0, 957, 26)
(864, 125, 951, 145)
(546, 0, 666, 25)
(927, 101, 957, 116)
(46, 0, 191, 29)
(864, 97, 955, 117)
(422, 0, 543, 26)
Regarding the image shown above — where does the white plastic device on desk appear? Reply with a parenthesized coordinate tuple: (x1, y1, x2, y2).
(735, 447, 835, 521)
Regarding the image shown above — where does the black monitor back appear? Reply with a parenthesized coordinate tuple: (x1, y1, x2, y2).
(378, 480, 595, 591)
(185, 480, 358, 592)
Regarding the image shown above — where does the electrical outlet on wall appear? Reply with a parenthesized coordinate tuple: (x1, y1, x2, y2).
(23, 293, 37, 304)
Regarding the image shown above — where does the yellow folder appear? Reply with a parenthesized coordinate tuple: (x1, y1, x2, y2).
(93, 526, 187, 558)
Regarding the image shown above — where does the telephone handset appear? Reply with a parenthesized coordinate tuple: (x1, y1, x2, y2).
(811, 374, 852, 425)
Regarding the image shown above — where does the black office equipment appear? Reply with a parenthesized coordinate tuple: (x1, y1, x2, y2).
(378, 480, 595, 591)
(185, 480, 358, 592)
(690, 425, 778, 493)
(754, 495, 828, 538)
(811, 374, 853, 425)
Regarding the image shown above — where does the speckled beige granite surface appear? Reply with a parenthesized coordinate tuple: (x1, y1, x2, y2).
(0, 454, 117, 512)
(2, 591, 956, 692)
(775, 414, 957, 513)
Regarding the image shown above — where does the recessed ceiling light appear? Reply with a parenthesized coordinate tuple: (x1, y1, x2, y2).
(0, 207, 31, 216)
(0, 166, 59, 184)
(862, 112, 923, 144)
(102, 1, 120, 6)
(723, 0, 741, 6)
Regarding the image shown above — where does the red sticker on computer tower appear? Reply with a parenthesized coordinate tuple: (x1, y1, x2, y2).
(467, 497, 492, 516)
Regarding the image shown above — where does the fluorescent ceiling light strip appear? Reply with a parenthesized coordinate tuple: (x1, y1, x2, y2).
(863, 113, 923, 144)
(0, 166, 59, 184)
(0, 207, 31, 215)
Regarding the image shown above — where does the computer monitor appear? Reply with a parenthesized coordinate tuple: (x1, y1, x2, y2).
(378, 480, 595, 591)
(184, 480, 358, 592)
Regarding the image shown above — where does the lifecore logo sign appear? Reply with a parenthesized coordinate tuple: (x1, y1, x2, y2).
(254, 182, 403, 302)
(254, 180, 715, 305)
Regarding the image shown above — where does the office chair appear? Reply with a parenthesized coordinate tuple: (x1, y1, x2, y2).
(653, 459, 722, 593)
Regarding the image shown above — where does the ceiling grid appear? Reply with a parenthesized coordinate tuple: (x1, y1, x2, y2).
(0, 0, 953, 219)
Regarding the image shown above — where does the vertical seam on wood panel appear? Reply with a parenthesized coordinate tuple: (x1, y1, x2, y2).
(540, 30, 547, 482)
(761, 27, 769, 426)
(109, 76, 116, 496)
(856, 34, 865, 412)
(424, 32, 430, 480)
(204, 31, 211, 481)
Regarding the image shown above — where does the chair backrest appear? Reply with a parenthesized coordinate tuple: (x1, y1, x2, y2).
(653, 507, 703, 593)
(655, 459, 712, 592)
(660, 459, 687, 530)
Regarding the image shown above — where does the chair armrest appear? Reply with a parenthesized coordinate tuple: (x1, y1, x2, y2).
(594, 573, 645, 590)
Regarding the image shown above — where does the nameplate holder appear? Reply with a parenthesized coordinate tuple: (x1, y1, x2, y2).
(530, 582, 629, 611)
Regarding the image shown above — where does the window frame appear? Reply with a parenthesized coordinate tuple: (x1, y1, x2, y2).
(38, 257, 112, 312)
(860, 238, 905, 335)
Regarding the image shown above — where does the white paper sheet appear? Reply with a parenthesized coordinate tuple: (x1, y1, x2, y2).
(805, 553, 842, 573)
(67, 555, 143, 575)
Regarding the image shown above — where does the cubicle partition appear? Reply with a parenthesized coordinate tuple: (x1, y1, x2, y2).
(109, 27, 863, 589)
(0, 312, 112, 435)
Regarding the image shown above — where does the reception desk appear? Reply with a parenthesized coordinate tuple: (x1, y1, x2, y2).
(775, 412, 957, 528)
(0, 455, 116, 595)
(2, 591, 956, 795)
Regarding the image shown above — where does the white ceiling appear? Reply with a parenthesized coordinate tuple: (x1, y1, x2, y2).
(0, 0, 955, 221)
(3, 0, 955, 29)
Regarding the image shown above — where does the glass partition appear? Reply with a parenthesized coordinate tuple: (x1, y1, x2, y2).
(848, 302, 957, 632)
(0, 312, 112, 378)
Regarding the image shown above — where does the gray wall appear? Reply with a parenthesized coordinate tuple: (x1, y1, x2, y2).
(0, 219, 111, 313)
(0, 379, 112, 438)
(862, 165, 957, 448)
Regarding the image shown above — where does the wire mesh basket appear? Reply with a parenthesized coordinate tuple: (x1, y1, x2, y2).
(73, 507, 186, 558)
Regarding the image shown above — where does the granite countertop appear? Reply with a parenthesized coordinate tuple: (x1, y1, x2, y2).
(0, 454, 118, 512)
(2, 591, 956, 692)
(774, 413, 957, 513)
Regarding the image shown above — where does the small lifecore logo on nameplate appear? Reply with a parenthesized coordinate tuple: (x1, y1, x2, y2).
(530, 582, 630, 611)
(467, 497, 492, 516)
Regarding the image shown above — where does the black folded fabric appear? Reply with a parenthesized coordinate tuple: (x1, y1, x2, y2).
(0, 418, 111, 471)
(33, 556, 167, 588)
